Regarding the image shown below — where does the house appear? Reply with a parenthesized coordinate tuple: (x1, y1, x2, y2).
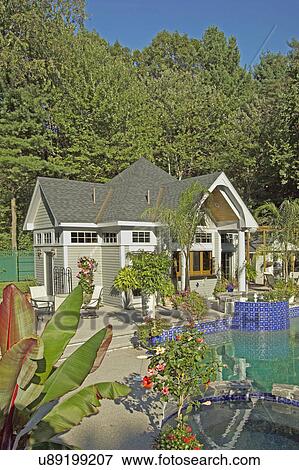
(24, 158, 258, 306)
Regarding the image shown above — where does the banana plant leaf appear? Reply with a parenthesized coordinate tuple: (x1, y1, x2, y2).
(30, 381, 130, 443)
(0, 285, 36, 356)
(37, 325, 112, 407)
(0, 337, 43, 414)
(36, 286, 83, 384)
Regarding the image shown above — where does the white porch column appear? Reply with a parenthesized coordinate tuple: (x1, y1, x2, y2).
(217, 232, 222, 276)
(238, 230, 246, 292)
(180, 251, 186, 291)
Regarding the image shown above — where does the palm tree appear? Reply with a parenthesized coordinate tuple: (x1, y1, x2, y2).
(254, 199, 299, 281)
(143, 182, 207, 290)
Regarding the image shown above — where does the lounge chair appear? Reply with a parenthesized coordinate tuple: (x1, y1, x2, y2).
(81, 285, 103, 318)
(30, 286, 54, 319)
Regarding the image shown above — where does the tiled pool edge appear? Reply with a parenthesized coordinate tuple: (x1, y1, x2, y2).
(163, 393, 299, 426)
(151, 305, 299, 344)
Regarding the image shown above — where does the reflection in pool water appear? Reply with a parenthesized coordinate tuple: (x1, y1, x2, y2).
(206, 318, 299, 392)
(189, 399, 299, 450)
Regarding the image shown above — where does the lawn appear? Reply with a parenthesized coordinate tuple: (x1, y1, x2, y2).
(0, 280, 36, 298)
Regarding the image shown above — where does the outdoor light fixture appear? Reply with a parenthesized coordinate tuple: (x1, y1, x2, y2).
(37, 249, 42, 258)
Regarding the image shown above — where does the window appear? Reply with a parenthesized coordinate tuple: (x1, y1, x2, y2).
(221, 233, 236, 244)
(190, 251, 212, 276)
(102, 232, 117, 244)
(36, 233, 42, 245)
(71, 232, 98, 243)
(132, 231, 150, 243)
(44, 232, 52, 244)
(194, 232, 212, 243)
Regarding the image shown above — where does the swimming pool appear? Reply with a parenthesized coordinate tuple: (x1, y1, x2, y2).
(188, 398, 299, 450)
(206, 317, 299, 392)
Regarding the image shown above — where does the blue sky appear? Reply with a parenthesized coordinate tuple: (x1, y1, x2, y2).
(86, 0, 299, 66)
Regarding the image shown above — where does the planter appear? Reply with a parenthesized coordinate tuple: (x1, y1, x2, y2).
(142, 293, 156, 317)
(121, 290, 134, 309)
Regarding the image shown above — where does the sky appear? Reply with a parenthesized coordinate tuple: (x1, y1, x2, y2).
(86, 0, 299, 67)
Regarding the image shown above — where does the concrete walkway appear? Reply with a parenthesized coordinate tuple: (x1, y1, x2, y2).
(60, 348, 162, 450)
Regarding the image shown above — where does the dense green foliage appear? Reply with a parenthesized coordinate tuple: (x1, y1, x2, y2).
(171, 290, 208, 321)
(0, 0, 298, 248)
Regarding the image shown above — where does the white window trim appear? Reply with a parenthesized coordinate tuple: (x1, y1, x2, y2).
(132, 231, 151, 243)
(70, 231, 99, 244)
(102, 232, 118, 244)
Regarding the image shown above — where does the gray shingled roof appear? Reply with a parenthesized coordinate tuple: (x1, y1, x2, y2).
(37, 158, 222, 225)
(38, 177, 106, 224)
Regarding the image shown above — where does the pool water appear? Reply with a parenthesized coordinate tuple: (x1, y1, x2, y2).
(206, 317, 299, 392)
(189, 399, 299, 450)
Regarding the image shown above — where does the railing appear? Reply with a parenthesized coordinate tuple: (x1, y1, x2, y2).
(53, 267, 73, 294)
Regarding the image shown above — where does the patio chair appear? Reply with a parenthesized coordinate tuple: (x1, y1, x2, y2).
(81, 285, 103, 318)
(30, 285, 54, 320)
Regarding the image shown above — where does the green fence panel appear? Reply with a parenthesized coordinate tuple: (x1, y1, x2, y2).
(18, 252, 34, 281)
(0, 251, 34, 282)
(0, 251, 18, 282)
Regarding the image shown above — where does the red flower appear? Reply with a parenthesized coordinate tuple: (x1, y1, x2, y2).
(175, 335, 182, 341)
(167, 434, 175, 441)
(194, 447, 202, 450)
(182, 436, 191, 444)
(162, 386, 169, 395)
(142, 376, 153, 389)
(156, 363, 166, 372)
(196, 338, 204, 343)
(185, 425, 192, 433)
(190, 435, 196, 441)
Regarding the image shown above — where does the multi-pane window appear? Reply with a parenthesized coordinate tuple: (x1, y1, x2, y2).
(132, 231, 150, 243)
(36, 233, 42, 245)
(221, 233, 235, 244)
(190, 251, 212, 276)
(173, 251, 213, 277)
(71, 232, 98, 243)
(194, 232, 212, 243)
(102, 232, 117, 244)
(44, 232, 52, 244)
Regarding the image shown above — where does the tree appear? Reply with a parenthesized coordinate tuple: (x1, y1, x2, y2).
(144, 182, 207, 290)
(254, 199, 299, 280)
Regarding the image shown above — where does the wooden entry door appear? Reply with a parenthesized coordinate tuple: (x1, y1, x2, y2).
(45, 252, 54, 295)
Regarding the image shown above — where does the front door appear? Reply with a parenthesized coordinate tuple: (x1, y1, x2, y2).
(45, 252, 53, 295)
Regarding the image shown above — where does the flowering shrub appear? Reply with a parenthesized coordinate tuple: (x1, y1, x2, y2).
(171, 290, 208, 321)
(142, 327, 219, 423)
(155, 424, 203, 450)
(76, 256, 98, 294)
(137, 317, 171, 346)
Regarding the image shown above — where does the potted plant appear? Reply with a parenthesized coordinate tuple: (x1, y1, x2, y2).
(127, 250, 172, 318)
(76, 256, 98, 305)
(113, 266, 140, 309)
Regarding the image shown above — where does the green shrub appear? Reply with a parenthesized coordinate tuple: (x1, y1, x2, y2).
(262, 280, 299, 302)
(137, 318, 171, 345)
(171, 290, 208, 321)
